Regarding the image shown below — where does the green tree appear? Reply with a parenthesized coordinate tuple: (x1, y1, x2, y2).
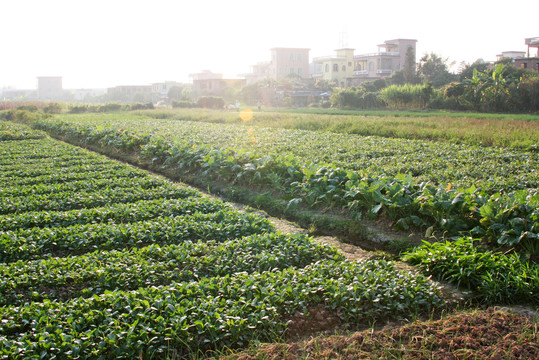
(458, 60, 489, 81)
(403, 46, 419, 84)
(417, 53, 456, 88)
(461, 63, 519, 112)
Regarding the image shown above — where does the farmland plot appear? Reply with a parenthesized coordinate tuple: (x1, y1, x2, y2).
(48, 114, 539, 191)
(0, 127, 443, 358)
(30, 115, 538, 252)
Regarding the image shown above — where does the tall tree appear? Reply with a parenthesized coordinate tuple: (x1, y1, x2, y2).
(417, 53, 456, 87)
(403, 46, 418, 84)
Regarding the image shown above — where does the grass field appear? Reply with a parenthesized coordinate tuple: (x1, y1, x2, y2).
(132, 108, 539, 149)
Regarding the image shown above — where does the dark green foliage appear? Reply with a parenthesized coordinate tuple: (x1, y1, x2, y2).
(0, 233, 343, 306)
(330, 87, 385, 109)
(0, 260, 442, 359)
(402, 237, 539, 305)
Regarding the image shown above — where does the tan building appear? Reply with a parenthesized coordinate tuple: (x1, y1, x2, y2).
(313, 39, 417, 84)
(312, 48, 355, 86)
(269, 48, 310, 81)
(37, 76, 63, 100)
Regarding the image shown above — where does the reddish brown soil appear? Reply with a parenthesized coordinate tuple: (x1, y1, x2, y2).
(225, 308, 538, 360)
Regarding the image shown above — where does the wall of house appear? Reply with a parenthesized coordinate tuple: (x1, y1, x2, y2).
(270, 48, 310, 80)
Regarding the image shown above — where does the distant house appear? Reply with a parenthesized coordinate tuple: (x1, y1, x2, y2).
(190, 71, 245, 97)
(151, 81, 183, 102)
(37, 76, 63, 100)
(241, 61, 271, 84)
(312, 48, 356, 86)
(242, 48, 311, 84)
(497, 37, 539, 73)
(312, 39, 417, 85)
(268, 48, 311, 81)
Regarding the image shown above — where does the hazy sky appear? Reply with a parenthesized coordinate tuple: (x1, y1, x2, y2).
(1, 0, 537, 89)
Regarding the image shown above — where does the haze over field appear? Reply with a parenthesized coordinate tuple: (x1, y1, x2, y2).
(1, 0, 537, 89)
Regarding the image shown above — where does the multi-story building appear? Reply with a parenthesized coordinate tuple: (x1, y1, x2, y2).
(37, 76, 63, 100)
(151, 81, 183, 102)
(312, 39, 417, 85)
(242, 61, 271, 84)
(268, 48, 311, 81)
(312, 48, 355, 86)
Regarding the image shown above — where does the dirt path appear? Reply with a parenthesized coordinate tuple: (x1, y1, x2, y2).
(264, 214, 469, 305)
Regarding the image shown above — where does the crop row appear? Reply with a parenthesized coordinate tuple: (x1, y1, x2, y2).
(0, 176, 183, 198)
(0, 210, 272, 263)
(0, 166, 148, 187)
(29, 117, 539, 251)
(0, 259, 443, 359)
(0, 160, 137, 180)
(0, 120, 46, 141)
(0, 197, 227, 231)
(0, 233, 343, 306)
(0, 156, 116, 171)
(0, 138, 97, 160)
(0, 184, 200, 215)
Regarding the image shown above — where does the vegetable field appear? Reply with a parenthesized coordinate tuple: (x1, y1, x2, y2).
(29, 113, 539, 253)
(0, 128, 444, 358)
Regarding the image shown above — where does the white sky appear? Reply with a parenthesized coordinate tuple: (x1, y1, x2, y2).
(1, 0, 538, 89)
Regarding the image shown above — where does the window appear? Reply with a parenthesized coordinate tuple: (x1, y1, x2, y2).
(325, 64, 329, 72)
(290, 68, 294, 74)
(298, 68, 302, 75)
(297, 54, 302, 61)
(348, 62, 352, 66)
(290, 54, 294, 60)
(342, 65, 346, 71)
(333, 64, 339, 72)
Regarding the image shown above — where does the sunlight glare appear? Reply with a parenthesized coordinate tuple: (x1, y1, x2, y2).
(240, 109, 253, 121)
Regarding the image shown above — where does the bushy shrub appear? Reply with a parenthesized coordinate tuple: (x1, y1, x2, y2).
(196, 96, 225, 109)
(172, 100, 195, 108)
(69, 105, 89, 114)
(129, 103, 154, 110)
(100, 103, 123, 112)
(16, 104, 39, 112)
(380, 84, 432, 109)
(330, 88, 384, 109)
(42, 102, 63, 114)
